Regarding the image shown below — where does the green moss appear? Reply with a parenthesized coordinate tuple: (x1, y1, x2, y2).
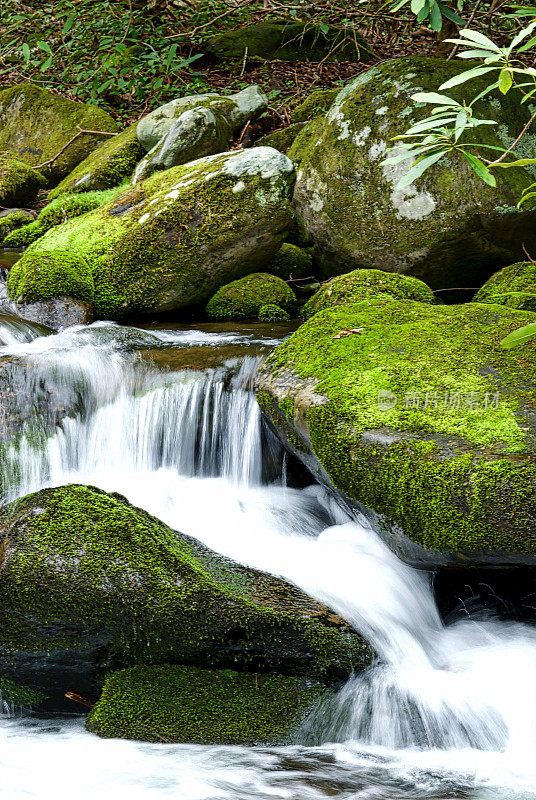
(0, 675, 46, 710)
(265, 243, 312, 281)
(7, 251, 94, 303)
(258, 123, 306, 154)
(257, 298, 536, 556)
(303, 268, 436, 318)
(0, 83, 118, 184)
(86, 664, 325, 744)
(48, 124, 144, 199)
(207, 273, 296, 320)
(287, 116, 326, 165)
(0, 485, 370, 680)
(290, 89, 340, 123)
(0, 154, 45, 206)
(25, 152, 296, 318)
(474, 261, 536, 310)
(3, 186, 124, 248)
(258, 303, 290, 321)
(0, 211, 33, 243)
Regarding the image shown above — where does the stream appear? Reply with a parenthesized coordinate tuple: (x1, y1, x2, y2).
(0, 307, 535, 799)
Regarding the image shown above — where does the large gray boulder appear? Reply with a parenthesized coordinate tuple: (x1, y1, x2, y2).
(18, 147, 296, 319)
(292, 57, 536, 288)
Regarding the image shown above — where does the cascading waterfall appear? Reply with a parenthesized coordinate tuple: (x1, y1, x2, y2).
(1, 313, 536, 799)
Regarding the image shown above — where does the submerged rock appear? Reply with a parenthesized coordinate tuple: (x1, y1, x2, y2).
(293, 57, 536, 286)
(474, 261, 536, 311)
(206, 22, 372, 63)
(86, 664, 325, 744)
(20, 148, 296, 319)
(302, 269, 435, 318)
(0, 83, 118, 185)
(255, 298, 536, 567)
(49, 124, 144, 199)
(206, 272, 297, 320)
(0, 154, 45, 207)
(0, 485, 371, 707)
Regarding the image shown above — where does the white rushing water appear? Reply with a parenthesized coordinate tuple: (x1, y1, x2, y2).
(0, 316, 536, 800)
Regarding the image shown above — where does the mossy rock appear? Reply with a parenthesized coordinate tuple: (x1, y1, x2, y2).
(266, 243, 312, 281)
(8, 251, 94, 304)
(474, 261, 536, 311)
(48, 124, 144, 199)
(0, 210, 34, 243)
(0, 676, 47, 711)
(293, 57, 536, 287)
(0, 84, 118, 186)
(256, 298, 536, 567)
(207, 272, 296, 320)
(290, 89, 340, 123)
(3, 187, 123, 248)
(206, 22, 373, 63)
(86, 664, 325, 744)
(258, 123, 306, 155)
(0, 484, 371, 707)
(0, 153, 45, 206)
(24, 148, 296, 319)
(258, 303, 290, 322)
(303, 269, 435, 318)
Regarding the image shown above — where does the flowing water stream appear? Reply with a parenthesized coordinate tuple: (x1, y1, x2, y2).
(0, 311, 535, 800)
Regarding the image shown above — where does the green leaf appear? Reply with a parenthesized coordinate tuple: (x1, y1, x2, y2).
(318, 22, 329, 34)
(22, 43, 30, 62)
(62, 13, 76, 36)
(430, 2, 442, 30)
(509, 18, 536, 50)
(411, 0, 427, 12)
(462, 151, 497, 186)
(456, 29, 502, 52)
(493, 158, 536, 167)
(437, 2, 465, 25)
(397, 150, 445, 189)
(501, 322, 536, 349)
(411, 91, 458, 105)
(440, 66, 496, 90)
(498, 68, 513, 94)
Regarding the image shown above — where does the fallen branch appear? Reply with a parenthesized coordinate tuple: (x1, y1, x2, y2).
(35, 126, 118, 170)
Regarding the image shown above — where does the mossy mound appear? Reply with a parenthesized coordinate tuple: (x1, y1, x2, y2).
(86, 665, 325, 744)
(206, 22, 372, 63)
(474, 261, 536, 311)
(0, 676, 46, 711)
(0, 210, 33, 243)
(0, 485, 371, 706)
(290, 89, 340, 123)
(48, 124, 144, 199)
(3, 187, 123, 248)
(8, 251, 94, 304)
(24, 148, 296, 319)
(256, 298, 536, 567)
(258, 304, 290, 322)
(258, 123, 306, 154)
(303, 269, 435, 318)
(207, 272, 296, 320)
(0, 84, 117, 185)
(266, 243, 312, 281)
(293, 57, 536, 286)
(0, 154, 45, 206)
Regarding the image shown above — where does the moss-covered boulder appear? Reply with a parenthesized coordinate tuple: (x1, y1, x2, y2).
(256, 298, 536, 567)
(258, 122, 306, 155)
(0, 83, 118, 185)
(474, 261, 536, 311)
(290, 89, 340, 123)
(3, 187, 123, 248)
(48, 124, 143, 199)
(23, 148, 296, 319)
(0, 485, 371, 707)
(265, 242, 312, 281)
(86, 665, 325, 744)
(0, 676, 47, 713)
(206, 272, 296, 320)
(0, 154, 45, 206)
(303, 269, 435, 318)
(293, 57, 536, 287)
(206, 22, 372, 63)
(0, 209, 34, 243)
(258, 303, 290, 322)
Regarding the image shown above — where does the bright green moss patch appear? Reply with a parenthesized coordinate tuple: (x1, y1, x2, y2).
(0, 154, 45, 207)
(258, 304, 290, 321)
(303, 269, 435, 318)
(266, 243, 312, 281)
(290, 89, 340, 123)
(0, 211, 33, 243)
(474, 261, 536, 311)
(48, 124, 144, 199)
(86, 664, 325, 744)
(206, 272, 297, 320)
(7, 251, 94, 303)
(0, 676, 46, 710)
